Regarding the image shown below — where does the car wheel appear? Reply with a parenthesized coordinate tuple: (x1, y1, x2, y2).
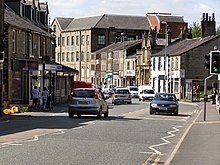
(139, 98, 141, 101)
(69, 112, 74, 118)
(128, 101, 132, 104)
(97, 108, 102, 118)
(174, 110, 178, 116)
(77, 113, 81, 118)
(150, 109, 154, 115)
(104, 109, 109, 117)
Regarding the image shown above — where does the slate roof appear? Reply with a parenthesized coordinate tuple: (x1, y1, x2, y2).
(93, 40, 142, 54)
(65, 16, 102, 31)
(62, 14, 150, 31)
(56, 17, 74, 30)
(153, 35, 219, 56)
(157, 14, 185, 23)
(5, 5, 50, 35)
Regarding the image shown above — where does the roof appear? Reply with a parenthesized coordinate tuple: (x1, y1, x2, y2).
(152, 35, 219, 56)
(65, 15, 102, 31)
(93, 40, 142, 54)
(147, 13, 185, 23)
(63, 14, 150, 31)
(56, 17, 74, 30)
(5, 5, 50, 35)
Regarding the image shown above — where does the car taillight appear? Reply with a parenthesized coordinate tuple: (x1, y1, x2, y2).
(70, 91, 74, 97)
(94, 90, 98, 99)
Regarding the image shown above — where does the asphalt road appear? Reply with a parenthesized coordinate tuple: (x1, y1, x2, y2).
(0, 99, 200, 165)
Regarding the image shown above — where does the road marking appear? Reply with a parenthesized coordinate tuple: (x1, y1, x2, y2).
(143, 125, 183, 164)
(164, 107, 203, 165)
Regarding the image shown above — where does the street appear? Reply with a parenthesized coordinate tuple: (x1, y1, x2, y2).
(0, 99, 200, 165)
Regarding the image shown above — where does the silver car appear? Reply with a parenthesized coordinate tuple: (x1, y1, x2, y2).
(68, 88, 109, 118)
(112, 88, 132, 105)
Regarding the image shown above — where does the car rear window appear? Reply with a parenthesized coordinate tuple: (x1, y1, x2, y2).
(74, 90, 95, 98)
(116, 90, 129, 94)
(130, 87, 138, 91)
(143, 90, 154, 94)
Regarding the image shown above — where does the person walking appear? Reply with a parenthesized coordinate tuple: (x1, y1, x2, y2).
(32, 86, 40, 109)
(42, 87, 49, 111)
(211, 87, 217, 104)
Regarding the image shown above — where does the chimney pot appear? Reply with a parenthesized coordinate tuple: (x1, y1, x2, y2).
(206, 13, 208, 21)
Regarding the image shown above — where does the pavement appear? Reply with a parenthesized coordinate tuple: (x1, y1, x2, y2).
(1, 102, 220, 165)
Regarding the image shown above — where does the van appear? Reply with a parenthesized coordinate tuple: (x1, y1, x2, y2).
(138, 85, 155, 101)
(70, 81, 92, 96)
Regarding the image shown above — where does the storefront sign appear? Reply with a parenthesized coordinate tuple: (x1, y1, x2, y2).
(125, 70, 135, 76)
(45, 64, 62, 71)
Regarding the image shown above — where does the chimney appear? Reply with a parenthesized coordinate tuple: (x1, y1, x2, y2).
(201, 13, 216, 38)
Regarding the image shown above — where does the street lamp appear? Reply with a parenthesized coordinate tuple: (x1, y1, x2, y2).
(121, 32, 125, 87)
(161, 21, 168, 93)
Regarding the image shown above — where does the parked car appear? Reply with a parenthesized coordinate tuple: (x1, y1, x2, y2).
(68, 88, 109, 118)
(102, 84, 116, 94)
(138, 85, 155, 101)
(112, 88, 132, 105)
(127, 86, 139, 98)
(150, 92, 179, 115)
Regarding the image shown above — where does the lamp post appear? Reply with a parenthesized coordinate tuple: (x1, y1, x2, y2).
(161, 21, 168, 93)
(121, 32, 125, 87)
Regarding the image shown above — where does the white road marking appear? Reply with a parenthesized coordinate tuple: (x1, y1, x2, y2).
(165, 107, 203, 165)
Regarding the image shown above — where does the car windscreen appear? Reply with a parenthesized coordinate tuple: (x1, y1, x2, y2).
(116, 90, 129, 94)
(74, 90, 95, 98)
(130, 87, 138, 91)
(143, 90, 154, 94)
(154, 94, 176, 101)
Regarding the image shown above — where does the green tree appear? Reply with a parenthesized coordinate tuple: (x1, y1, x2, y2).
(216, 26, 220, 35)
(190, 22, 201, 38)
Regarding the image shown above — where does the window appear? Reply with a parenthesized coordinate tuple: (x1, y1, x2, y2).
(76, 52, 79, 61)
(91, 54, 95, 60)
(153, 58, 155, 71)
(81, 51, 84, 61)
(66, 52, 70, 62)
(81, 35, 85, 45)
(62, 52, 65, 62)
(91, 64, 95, 70)
(127, 61, 130, 70)
(57, 53, 60, 62)
(71, 36, 74, 45)
(101, 64, 106, 71)
(57, 37, 60, 46)
(62, 37, 65, 46)
(71, 52, 74, 61)
(38, 36, 41, 58)
(86, 52, 89, 62)
(86, 35, 90, 45)
(67, 36, 70, 46)
(164, 57, 166, 71)
(12, 30, 17, 53)
(175, 57, 179, 70)
(158, 57, 161, 70)
(53, 25, 56, 33)
(98, 35, 105, 45)
(76, 36, 79, 45)
(29, 33, 33, 57)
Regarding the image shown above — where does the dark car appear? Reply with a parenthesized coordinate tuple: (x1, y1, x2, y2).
(149, 92, 179, 115)
(68, 88, 109, 118)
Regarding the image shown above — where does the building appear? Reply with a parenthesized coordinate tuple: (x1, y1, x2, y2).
(151, 13, 219, 100)
(51, 14, 150, 82)
(91, 39, 143, 87)
(2, 0, 77, 108)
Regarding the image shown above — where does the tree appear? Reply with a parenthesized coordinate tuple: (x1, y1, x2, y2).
(216, 26, 220, 35)
(190, 22, 201, 38)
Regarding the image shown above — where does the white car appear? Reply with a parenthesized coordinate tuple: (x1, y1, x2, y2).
(127, 86, 139, 98)
(138, 85, 155, 101)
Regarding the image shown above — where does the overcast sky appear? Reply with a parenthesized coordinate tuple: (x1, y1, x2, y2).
(45, 0, 220, 27)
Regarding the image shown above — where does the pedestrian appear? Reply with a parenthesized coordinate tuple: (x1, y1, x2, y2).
(32, 86, 40, 109)
(42, 87, 49, 111)
(211, 87, 217, 104)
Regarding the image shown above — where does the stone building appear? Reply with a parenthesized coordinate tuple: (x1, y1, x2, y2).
(51, 14, 150, 83)
(2, 0, 77, 107)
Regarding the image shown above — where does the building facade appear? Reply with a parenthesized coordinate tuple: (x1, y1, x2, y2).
(51, 14, 150, 83)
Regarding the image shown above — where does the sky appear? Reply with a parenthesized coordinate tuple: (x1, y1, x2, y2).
(45, 0, 220, 27)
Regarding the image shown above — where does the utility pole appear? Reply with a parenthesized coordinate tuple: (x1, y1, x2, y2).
(0, 0, 4, 117)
